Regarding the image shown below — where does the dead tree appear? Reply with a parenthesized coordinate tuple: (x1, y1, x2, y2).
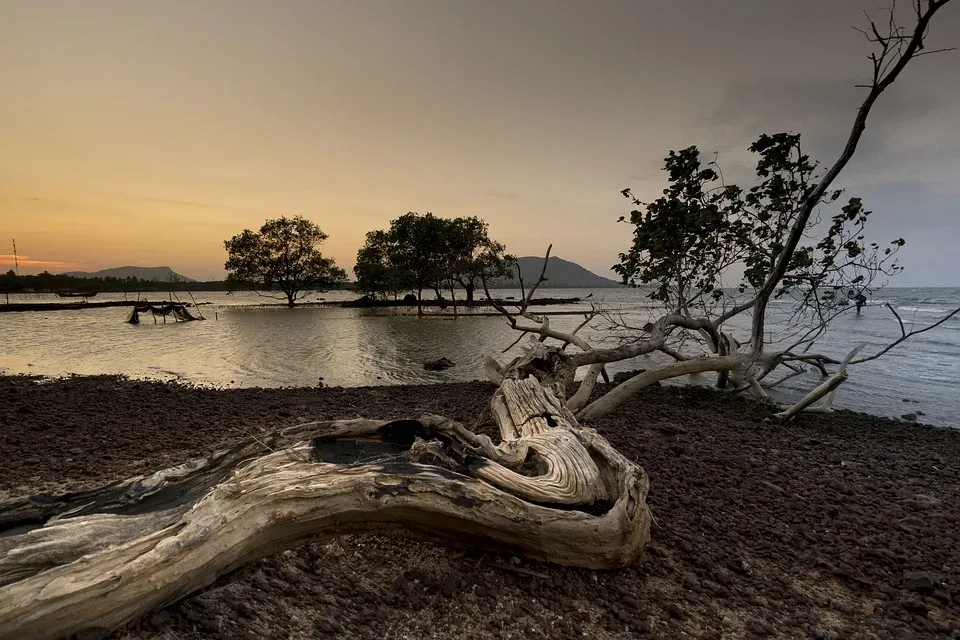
(0, 353, 650, 639)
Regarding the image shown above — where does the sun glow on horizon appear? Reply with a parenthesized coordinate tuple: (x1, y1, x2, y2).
(0, 254, 87, 274)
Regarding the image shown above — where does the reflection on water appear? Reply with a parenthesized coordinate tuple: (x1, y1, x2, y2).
(2, 288, 958, 427)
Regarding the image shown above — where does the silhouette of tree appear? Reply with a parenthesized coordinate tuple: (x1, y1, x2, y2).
(1, 270, 22, 304)
(353, 213, 512, 310)
(224, 216, 346, 307)
(614, 134, 905, 350)
(353, 229, 412, 300)
(445, 216, 514, 306)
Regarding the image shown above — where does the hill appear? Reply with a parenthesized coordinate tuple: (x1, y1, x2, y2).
(496, 256, 624, 288)
(62, 266, 196, 283)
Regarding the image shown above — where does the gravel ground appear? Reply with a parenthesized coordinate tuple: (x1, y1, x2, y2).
(1, 374, 958, 639)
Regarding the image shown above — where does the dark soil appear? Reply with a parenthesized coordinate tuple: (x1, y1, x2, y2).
(1, 374, 959, 639)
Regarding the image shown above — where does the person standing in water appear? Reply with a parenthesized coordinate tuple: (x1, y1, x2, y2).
(849, 289, 868, 315)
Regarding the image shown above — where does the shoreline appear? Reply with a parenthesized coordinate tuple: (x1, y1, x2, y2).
(0, 294, 586, 313)
(3, 370, 952, 430)
(1, 375, 958, 638)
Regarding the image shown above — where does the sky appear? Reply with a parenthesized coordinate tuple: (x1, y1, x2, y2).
(1, 0, 958, 284)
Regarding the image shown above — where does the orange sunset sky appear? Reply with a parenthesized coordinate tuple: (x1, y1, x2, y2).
(2, 0, 959, 283)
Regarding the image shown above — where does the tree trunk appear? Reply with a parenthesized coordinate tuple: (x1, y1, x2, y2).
(0, 347, 651, 639)
(465, 282, 475, 306)
(751, 299, 767, 352)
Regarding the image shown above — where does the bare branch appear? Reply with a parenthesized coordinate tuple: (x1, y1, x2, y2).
(577, 354, 748, 422)
(824, 344, 866, 407)
(915, 46, 957, 55)
(852, 305, 960, 364)
(762, 368, 806, 390)
(501, 331, 530, 354)
(658, 345, 690, 362)
(887, 302, 907, 337)
(480, 272, 519, 329)
(522, 245, 552, 313)
(572, 308, 599, 337)
(774, 370, 848, 421)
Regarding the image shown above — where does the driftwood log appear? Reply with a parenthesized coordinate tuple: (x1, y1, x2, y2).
(0, 346, 651, 639)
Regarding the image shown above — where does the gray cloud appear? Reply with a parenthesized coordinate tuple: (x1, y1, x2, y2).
(702, 78, 945, 178)
(633, 74, 960, 286)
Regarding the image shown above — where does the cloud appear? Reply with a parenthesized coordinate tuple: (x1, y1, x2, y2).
(124, 194, 279, 216)
(699, 77, 947, 183)
(480, 190, 521, 202)
(651, 76, 960, 285)
(127, 195, 222, 209)
(0, 255, 84, 272)
(854, 180, 960, 232)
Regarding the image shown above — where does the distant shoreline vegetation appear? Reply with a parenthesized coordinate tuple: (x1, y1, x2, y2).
(0, 271, 356, 296)
(0, 272, 620, 297)
(1, 256, 625, 299)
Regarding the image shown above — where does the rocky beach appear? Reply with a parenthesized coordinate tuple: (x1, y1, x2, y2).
(1, 374, 958, 639)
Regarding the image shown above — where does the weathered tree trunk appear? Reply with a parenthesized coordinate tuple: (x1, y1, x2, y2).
(0, 347, 650, 639)
(577, 354, 748, 422)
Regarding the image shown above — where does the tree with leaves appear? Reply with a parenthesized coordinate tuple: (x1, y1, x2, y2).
(484, 0, 959, 422)
(446, 216, 515, 306)
(353, 229, 412, 300)
(1, 269, 22, 305)
(613, 133, 906, 352)
(353, 213, 513, 310)
(375, 212, 448, 311)
(224, 216, 347, 307)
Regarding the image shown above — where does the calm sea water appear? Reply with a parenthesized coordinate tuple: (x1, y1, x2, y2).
(2, 287, 958, 427)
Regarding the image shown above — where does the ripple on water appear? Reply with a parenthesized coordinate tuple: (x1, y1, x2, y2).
(1, 288, 958, 426)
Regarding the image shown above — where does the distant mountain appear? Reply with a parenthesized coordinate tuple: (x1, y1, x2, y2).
(496, 256, 625, 288)
(61, 266, 197, 283)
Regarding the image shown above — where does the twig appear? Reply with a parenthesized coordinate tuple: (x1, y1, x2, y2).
(763, 368, 806, 390)
(501, 331, 530, 354)
(483, 560, 550, 579)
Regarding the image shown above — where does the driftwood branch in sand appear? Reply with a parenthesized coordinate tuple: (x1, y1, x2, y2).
(0, 347, 651, 640)
(773, 344, 865, 420)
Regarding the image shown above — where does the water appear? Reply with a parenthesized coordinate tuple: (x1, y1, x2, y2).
(2, 288, 958, 427)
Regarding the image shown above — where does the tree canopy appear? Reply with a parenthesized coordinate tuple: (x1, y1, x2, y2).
(445, 216, 514, 305)
(353, 212, 513, 306)
(614, 133, 904, 339)
(224, 216, 347, 306)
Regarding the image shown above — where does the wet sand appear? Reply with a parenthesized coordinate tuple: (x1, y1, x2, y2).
(1, 375, 958, 639)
